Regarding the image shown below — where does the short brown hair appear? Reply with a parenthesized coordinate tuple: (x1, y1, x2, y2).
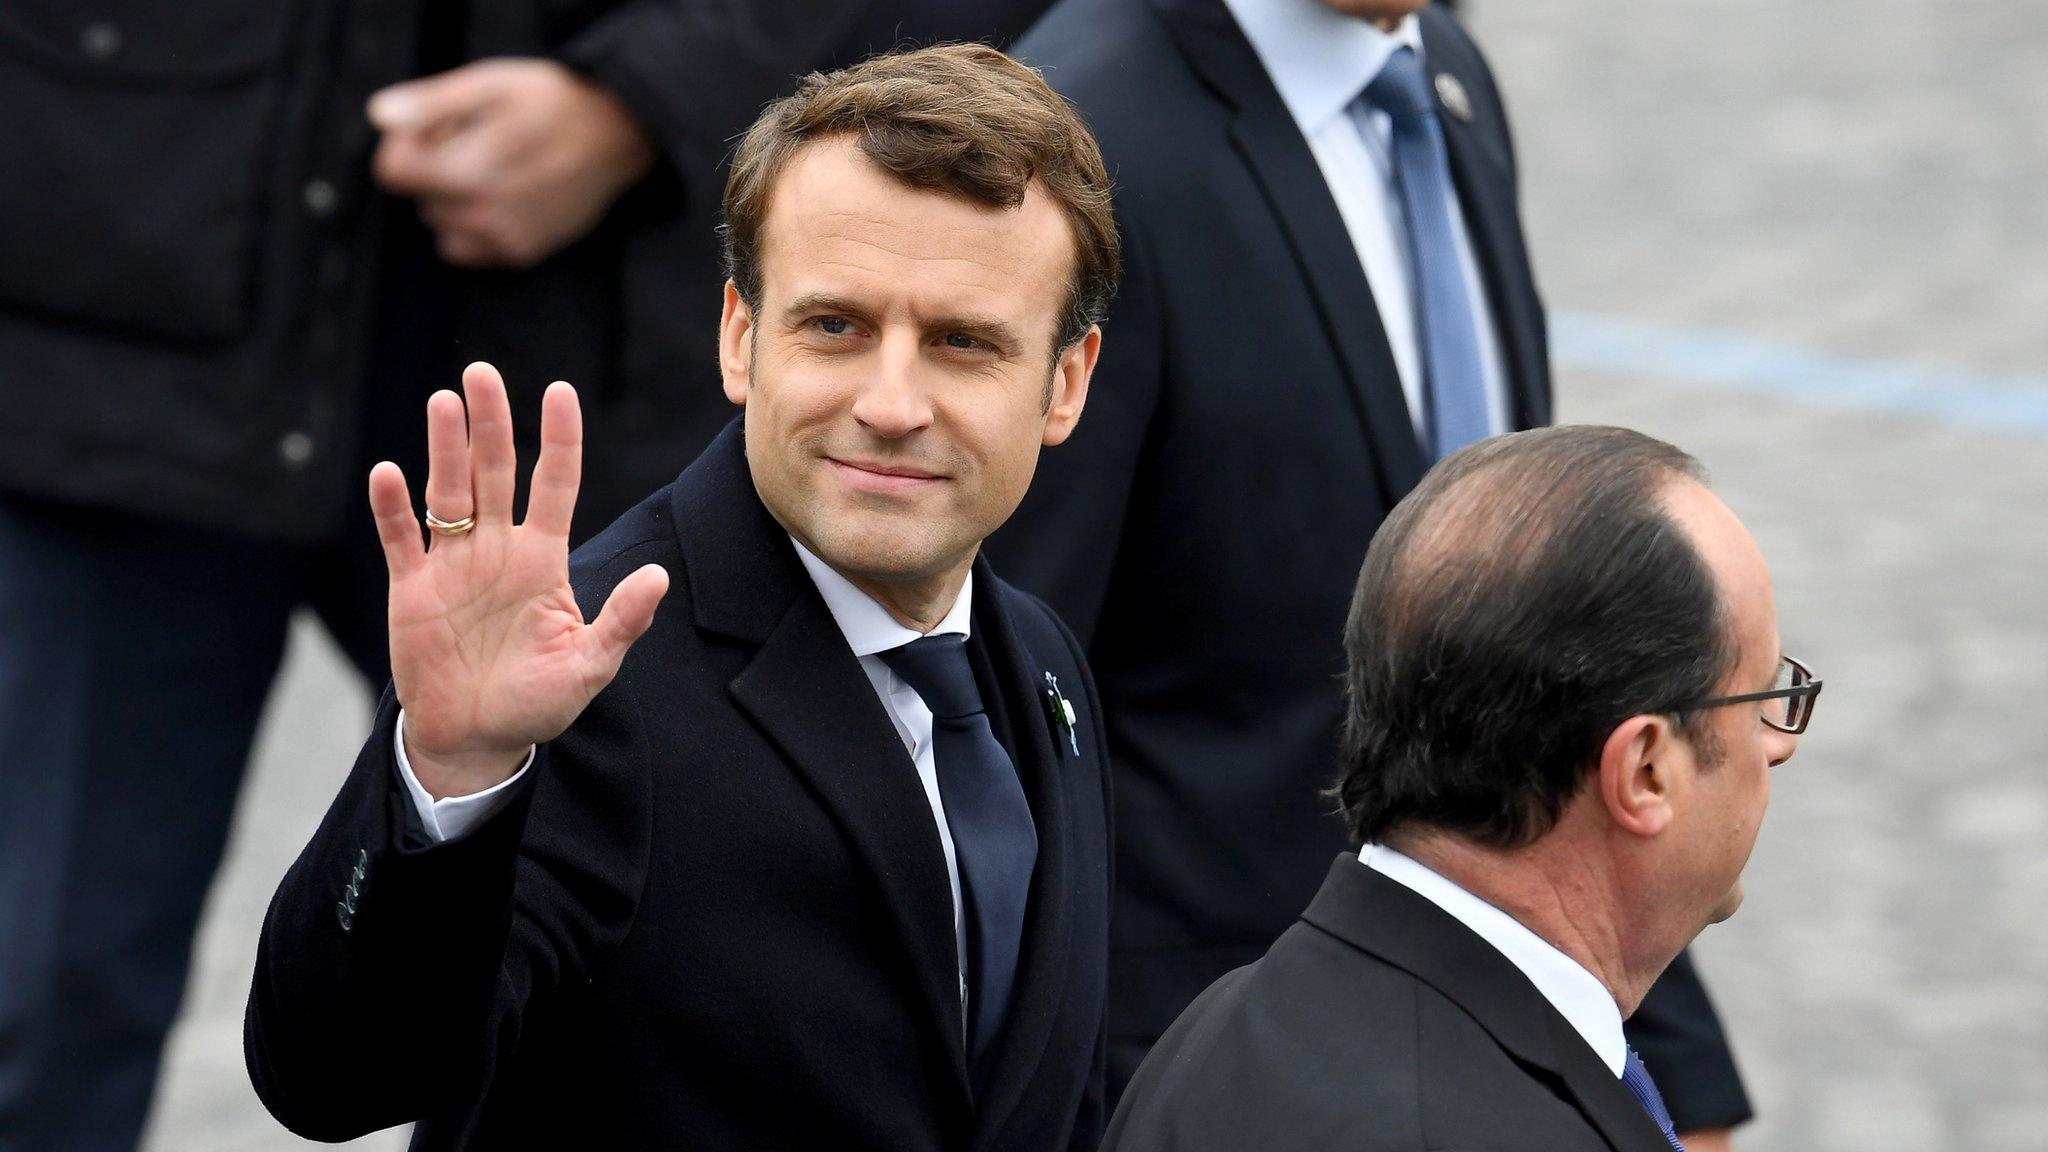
(722, 43, 1119, 351)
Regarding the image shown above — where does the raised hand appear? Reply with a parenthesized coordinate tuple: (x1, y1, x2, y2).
(368, 362, 669, 799)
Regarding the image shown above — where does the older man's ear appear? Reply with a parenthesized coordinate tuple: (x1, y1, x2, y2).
(1596, 713, 1679, 839)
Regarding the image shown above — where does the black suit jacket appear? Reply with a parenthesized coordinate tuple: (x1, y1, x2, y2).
(1105, 856, 1676, 1152)
(245, 423, 1113, 1151)
(989, 0, 1748, 1128)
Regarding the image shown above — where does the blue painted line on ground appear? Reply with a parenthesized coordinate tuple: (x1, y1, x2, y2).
(1551, 311, 2048, 438)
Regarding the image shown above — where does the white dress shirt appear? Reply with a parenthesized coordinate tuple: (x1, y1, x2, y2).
(1360, 843, 1627, 1077)
(1220, 0, 1510, 440)
(395, 538, 976, 1011)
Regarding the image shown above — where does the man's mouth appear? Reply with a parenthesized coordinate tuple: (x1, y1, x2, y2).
(827, 456, 947, 495)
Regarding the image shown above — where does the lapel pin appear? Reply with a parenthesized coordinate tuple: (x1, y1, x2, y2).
(1434, 72, 1473, 123)
(1043, 672, 1081, 757)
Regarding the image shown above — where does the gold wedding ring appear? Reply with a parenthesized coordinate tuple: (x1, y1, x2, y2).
(424, 510, 477, 537)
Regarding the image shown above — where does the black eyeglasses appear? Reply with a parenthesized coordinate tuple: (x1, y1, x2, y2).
(1673, 654, 1822, 735)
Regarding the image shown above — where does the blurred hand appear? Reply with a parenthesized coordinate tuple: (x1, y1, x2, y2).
(1677, 1129, 1732, 1152)
(369, 362, 669, 799)
(368, 59, 655, 268)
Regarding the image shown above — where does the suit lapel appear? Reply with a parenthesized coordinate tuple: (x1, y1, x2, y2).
(727, 596, 973, 1103)
(1547, 1014, 1688, 1152)
(674, 422, 974, 1111)
(1154, 0, 1428, 505)
(1301, 856, 1672, 1152)
(963, 563, 1076, 1148)
(1420, 12, 1553, 430)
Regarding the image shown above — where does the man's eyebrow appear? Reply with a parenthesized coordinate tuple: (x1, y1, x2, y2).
(782, 293, 870, 321)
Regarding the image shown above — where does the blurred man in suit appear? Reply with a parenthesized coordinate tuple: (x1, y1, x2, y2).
(246, 45, 1119, 1150)
(988, 1, 1753, 1141)
(1107, 426, 1819, 1152)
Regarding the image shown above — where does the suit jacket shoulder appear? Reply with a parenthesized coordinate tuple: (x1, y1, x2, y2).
(1105, 857, 1679, 1152)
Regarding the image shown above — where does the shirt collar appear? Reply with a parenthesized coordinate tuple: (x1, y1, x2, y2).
(1220, 0, 1425, 136)
(1360, 843, 1627, 1076)
(790, 536, 973, 658)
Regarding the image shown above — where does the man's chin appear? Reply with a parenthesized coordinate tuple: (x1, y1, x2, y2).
(806, 519, 958, 583)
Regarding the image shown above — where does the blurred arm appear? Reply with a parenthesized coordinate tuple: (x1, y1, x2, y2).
(558, 0, 880, 203)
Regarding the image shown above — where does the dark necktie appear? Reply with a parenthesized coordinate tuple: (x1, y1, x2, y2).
(878, 634, 1038, 1090)
(1622, 1046, 1689, 1151)
(1360, 46, 1491, 461)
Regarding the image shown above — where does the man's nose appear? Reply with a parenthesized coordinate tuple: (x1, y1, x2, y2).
(1766, 727, 1799, 768)
(851, 333, 934, 438)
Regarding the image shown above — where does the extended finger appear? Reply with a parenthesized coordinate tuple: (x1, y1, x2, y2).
(524, 381, 582, 539)
(582, 563, 671, 683)
(422, 388, 473, 542)
(367, 61, 502, 136)
(462, 361, 518, 525)
(368, 461, 425, 581)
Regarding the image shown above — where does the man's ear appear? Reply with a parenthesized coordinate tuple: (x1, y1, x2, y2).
(1596, 714, 1678, 838)
(1041, 325, 1100, 447)
(720, 281, 753, 407)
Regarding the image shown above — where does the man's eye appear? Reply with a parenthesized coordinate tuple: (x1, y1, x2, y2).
(942, 333, 979, 351)
(817, 316, 852, 336)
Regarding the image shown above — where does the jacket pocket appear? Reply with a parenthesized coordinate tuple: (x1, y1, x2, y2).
(0, 2, 297, 346)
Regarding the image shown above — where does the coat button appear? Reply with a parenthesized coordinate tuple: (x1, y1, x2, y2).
(80, 22, 121, 60)
(278, 431, 315, 469)
(335, 902, 353, 932)
(302, 179, 340, 218)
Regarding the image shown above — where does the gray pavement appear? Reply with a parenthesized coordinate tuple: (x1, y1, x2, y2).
(142, 1, 2048, 1148)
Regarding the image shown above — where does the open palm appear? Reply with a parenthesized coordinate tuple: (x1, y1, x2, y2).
(368, 362, 668, 798)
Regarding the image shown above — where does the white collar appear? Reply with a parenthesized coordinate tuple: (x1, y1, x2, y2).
(1360, 843, 1627, 1076)
(1220, 0, 1425, 136)
(790, 536, 973, 657)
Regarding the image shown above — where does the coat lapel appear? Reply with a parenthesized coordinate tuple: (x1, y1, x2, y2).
(727, 596, 974, 1104)
(1548, 1015, 1690, 1152)
(962, 563, 1076, 1148)
(1301, 856, 1673, 1152)
(1419, 11, 1553, 431)
(1153, 0, 1429, 505)
(673, 422, 974, 1112)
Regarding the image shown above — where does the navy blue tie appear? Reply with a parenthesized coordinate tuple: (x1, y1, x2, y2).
(879, 634, 1037, 1091)
(1360, 47, 1491, 461)
(1622, 1046, 1688, 1151)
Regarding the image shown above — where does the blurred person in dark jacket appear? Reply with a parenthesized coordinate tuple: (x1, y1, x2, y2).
(986, 0, 1751, 1145)
(0, 3, 1048, 1149)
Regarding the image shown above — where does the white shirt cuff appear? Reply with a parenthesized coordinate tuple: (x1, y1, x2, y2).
(393, 710, 535, 843)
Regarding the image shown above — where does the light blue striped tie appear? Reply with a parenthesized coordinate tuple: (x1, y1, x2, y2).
(1622, 1046, 1689, 1151)
(1359, 47, 1491, 461)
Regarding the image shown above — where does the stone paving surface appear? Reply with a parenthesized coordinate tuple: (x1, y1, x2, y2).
(142, 1, 2047, 1148)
